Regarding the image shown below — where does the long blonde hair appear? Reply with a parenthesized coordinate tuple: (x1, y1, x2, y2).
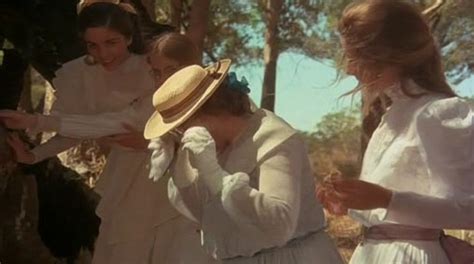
(338, 0, 456, 114)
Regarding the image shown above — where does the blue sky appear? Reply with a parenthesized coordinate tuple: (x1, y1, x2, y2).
(235, 52, 474, 132)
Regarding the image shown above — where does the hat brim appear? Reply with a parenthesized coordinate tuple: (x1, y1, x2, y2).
(144, 59, 231, 139)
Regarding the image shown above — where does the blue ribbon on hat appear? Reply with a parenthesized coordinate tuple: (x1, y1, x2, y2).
(228, 72, 250, 94)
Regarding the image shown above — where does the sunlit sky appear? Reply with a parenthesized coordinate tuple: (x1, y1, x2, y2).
(234, 52, 474, 132)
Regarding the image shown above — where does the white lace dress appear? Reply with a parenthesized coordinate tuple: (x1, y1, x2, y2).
(349, 81, 473, 264)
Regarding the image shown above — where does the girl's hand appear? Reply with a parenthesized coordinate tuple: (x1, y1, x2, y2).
(148, 136, 175, 182)
(331, 179, 393, 210)
(316, 183, 348, 216)
(6, 132, 35, 164)
(0, 110, 37, 130)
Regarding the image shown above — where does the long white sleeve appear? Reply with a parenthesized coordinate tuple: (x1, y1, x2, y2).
(28, 93, 154, 139)
(31, 135, 80, 163)
(169, 135, 303, 248)
(55, 94, 154, 138)
(385, 191, 474, 229)
(383, 97, 474, 229)
(417, 97, 473, 195)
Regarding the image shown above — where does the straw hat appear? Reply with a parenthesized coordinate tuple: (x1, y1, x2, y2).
(144, 59, 231, 139)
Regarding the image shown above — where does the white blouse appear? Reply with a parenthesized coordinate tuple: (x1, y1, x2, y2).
(30, 54, 153, 162)
(168, 110, 330, 260)
(350, 81, 473, 229)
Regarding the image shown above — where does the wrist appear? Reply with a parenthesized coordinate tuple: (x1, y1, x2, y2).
(196, 157, 228, 195)
(30, 114, 39, 129)
(26, 152, 36, 164)
(381, 188, 393, 208)
(31, 114, 60, 133)
(172, 149, 198, 188)
(18, 151, 36, 165)
(202, 168, 227, 196)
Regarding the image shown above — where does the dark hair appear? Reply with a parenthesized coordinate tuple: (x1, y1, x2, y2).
(199, 76, 252, 116)
(78, 2, 145, 54)
(148, 33, 200, 66)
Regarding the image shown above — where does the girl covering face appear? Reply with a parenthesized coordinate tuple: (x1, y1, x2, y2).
(143, 59, 345, 263)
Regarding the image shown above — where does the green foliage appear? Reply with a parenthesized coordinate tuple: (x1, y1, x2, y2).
(204, 1, 263, 65)
(0, 0, 84, 81)
(154, 0, 473, 82)
(430, 0, 474, 83)
(302, 106, 362, 179)
(464, 95, 474, 103)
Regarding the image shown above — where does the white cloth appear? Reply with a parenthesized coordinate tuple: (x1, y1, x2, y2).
(179, 126, 228, 194)
(31, 54, 154, 161)
(55, 93, 154, 138)
(92, 215, 212, 264)
(351, 240, 450, 264)
(349, 80, 473, 264)
(169, 109, 343, 263)
(148, 137, 175, 182)
(29, 55, 214, 263)
(31, 92, 154, 163)
(386, 191, 474, 229)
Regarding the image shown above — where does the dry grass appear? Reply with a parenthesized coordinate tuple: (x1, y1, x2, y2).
(325, 211, 362, 263)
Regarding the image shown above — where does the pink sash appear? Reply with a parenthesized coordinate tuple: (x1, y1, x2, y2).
(365, 225, 474, 264)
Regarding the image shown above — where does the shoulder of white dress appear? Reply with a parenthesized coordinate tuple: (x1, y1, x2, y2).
(128, 54, 150, 71)
(54, 56, 89, 78)
(422, 96, 472, 121)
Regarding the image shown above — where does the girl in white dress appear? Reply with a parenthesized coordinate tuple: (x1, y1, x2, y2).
(143, 60, 344, 263)
(0, 4, 215, 263)
(317, 0, 473, 263)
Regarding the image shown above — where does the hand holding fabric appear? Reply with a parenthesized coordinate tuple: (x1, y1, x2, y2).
(316, 174, 349, 215)
(181, 126, 227, 195)
(6, 132, 36, 164)
(148, 136, 175, 182)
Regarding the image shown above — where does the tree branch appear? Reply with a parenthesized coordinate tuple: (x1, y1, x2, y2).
(186, 0, 211, 62)
(170, 0, 183, 29)
(140, 0, 156, 21)
(204, 48, 217, 63)
(422, 0, 446, 18)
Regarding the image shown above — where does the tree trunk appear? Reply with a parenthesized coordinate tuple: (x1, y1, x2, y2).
(140, 0, 157, 21)
(187, 0, 211, 62)
(422, 0, 446, 17)
(0, 49, 28, 110)
(130, 0, 175, 40)
(0, 166, 58, 264)
(170, 0, 184, 30)
(18, 66, 33, 112)
(260, 0, 283, 112)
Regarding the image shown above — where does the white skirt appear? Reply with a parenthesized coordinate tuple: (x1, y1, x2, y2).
(92, 216, 218, 264)
(349, 239, 450, 264)
(223, 231, 343, 264)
